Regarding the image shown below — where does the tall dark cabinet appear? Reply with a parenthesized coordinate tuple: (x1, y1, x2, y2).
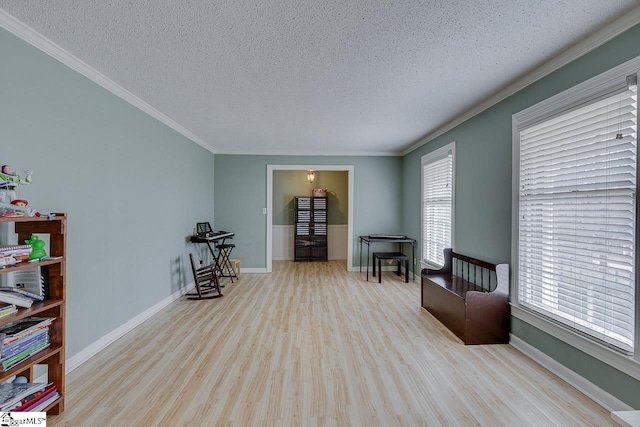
(294, 196, 328, 261)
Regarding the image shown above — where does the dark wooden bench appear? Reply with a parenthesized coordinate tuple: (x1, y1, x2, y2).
(372, 252, 409, 283)
(421, 248, 509, 344)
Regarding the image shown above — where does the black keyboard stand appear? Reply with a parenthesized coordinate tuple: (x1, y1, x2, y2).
(190, 232, 236, 284)
(216, 242, 237, 283)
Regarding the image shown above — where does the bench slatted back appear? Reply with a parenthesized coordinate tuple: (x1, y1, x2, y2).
(451, 251, 497, 292)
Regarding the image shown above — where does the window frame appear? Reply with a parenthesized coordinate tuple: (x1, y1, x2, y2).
(421, 142, 456, 269)
(511, 56, 640, 380)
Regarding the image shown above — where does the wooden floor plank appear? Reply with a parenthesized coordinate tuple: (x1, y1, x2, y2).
(50, 261, 614, 426)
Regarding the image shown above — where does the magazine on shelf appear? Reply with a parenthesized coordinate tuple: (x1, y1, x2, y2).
(13, 383, 57, 412)
(2, 341, 50, 371)
(0, 255, 18, 268)
(2, 328, 50, 352)
(21, 391, 60, 412)
(0, 245, 32, 257)
(0, 287, 44, 301)
(0, 290, 33, 308)
(0, 317, 55, 345)
(19, 391, 59, 412)
(1, 329, 49, 360)
(9, 267, 45, 298)
(0, 382, 46, 411)
(0, 248, 31, 265)
(0, 304, 16, 319)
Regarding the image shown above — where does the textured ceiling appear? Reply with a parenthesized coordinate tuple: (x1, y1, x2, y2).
(1, 1, 638, 155)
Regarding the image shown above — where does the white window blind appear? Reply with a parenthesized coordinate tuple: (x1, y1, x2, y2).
(422, 147, 453, 266)
(518, 84, 638, 353)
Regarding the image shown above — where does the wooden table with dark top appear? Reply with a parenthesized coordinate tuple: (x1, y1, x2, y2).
(359, 235, 416, 281)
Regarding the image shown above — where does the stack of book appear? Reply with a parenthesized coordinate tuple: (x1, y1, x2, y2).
(0, 382, 59, 412)
(0, 317, 54, 371)
(0, 382, 47, 411)
(0, 245, 32, 267)
(0, 304, 17, 320)
(14, 383, 59, 412)
(0, 267, 46, 309)
(0, 287, 43, 303)
(0, 290, 34, 309)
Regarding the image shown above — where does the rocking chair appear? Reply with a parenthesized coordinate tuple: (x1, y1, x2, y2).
(186, 253, 223, 299)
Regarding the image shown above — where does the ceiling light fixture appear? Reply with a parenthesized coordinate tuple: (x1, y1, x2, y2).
(307, 170, 315, 184)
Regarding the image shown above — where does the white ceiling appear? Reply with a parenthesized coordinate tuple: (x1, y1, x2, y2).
(1, 1, 639, 155)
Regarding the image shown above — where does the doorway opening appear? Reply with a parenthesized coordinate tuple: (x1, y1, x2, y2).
(266, 165, 354, 273)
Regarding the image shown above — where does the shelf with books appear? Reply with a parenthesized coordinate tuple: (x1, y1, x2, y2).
(41, 395, 63, 413)
(0, 258, 63, 275)
(0, 344, 63, 381)
(2, 300, 64, 323)
(294, 197, 328, 262)
(1, 382, 60, 413)
(0, 214, 66, 415)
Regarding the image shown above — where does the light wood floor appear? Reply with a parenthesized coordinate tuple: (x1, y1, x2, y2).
(50, 261, 614, 426)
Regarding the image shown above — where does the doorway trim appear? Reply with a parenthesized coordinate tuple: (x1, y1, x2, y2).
(266, 164, 354, 273)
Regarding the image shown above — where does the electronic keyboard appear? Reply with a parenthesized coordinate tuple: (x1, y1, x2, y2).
(190, 231, 234, 243)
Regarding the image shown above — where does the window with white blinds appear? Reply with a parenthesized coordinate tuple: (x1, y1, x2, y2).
(516, 74, 638, 353)
(422, 143, 454, 267)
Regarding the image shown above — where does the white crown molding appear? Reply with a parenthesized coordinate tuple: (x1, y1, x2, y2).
(403, 5, 640, 156)
(218, 148, 402, 157)
(0, 9, 216, 154)
(513, 56, 640, 128)
(4, 5, 639, 159)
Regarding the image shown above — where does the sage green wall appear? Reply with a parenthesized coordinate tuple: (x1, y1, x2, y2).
(272, 170, 348, 225)
(0, 29, 216, 360)
(402, 23, 640, 407)
(215, 155, 402, 268)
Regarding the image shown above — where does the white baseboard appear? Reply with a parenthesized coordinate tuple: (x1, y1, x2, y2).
(611, 410, 640, 426)
(241, 268, 267, 273)
(510, 334, 633, 412)
(65, 281, 195, 374)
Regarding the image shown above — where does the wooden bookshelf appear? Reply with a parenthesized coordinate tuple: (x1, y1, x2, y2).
(0, 213, 66, 414)
(294, 197, 328, 262)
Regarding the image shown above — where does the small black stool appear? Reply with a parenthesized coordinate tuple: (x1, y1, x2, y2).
(372, 252, 409, 283)
(216, 243, 237, 283)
